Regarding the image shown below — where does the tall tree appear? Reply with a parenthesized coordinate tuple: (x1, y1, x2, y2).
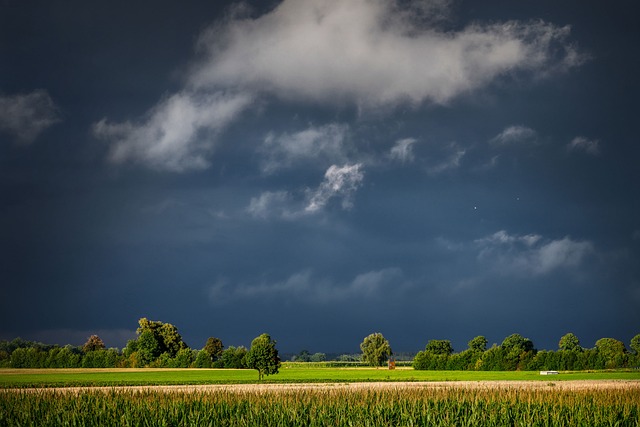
(203, 337, 224, 362)
(425, 339, 454, 355)
(558, 333, 581, 352)
(136, 318, 187, 358)
(360, 332, 392, 367)
(630, 334, 640, 355)
(82, 335, 105, 353)
(468, 336, 488, 352)
(245, 333, 281, 380)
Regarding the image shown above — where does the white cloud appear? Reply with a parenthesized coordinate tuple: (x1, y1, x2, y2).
(93, 91, 253, 172)
(192, 0, 583, 108)
(489, 125, 537, 146)
(260, 123, 350, 174)
(0, 90, 61, 144)
(209, 268, 403, 304)
(246, 190, 294, 219)
(305, 164, 364, 212)
(476, 230, 594, 276)
(390, 138, 417, 163)
(567, 136, 599, 155)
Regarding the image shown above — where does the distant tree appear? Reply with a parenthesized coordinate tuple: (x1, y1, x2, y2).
(220, 346, 248, 369)
(203, 337, 224, 362)
(595, 338, 627, 369)
(137, 318, 188, 357)
(310, 352, 326, 362)
(292, 350, 311, 362)
(360, 332, 392, 367)
(245, 333, 281, 380)
(630, 334, 640, 355)
(82, 335, 106, 353)
(501, 333, 534, 353)
(194, 350, 212, 368)
(425, 339, 454, 355)
(468, 336, 488, 352)
(558, 333, 581, 352)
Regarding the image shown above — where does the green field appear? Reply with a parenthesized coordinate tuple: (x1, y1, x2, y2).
(1, 365, 639, 388)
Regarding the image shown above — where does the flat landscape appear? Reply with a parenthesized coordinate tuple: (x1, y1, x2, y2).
(2, 366, 640, 388)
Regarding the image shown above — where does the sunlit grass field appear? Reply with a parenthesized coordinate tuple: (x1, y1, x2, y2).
(1, 365, 639, 388)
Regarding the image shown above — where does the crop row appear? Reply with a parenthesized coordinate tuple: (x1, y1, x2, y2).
(2, 385, 639, 426)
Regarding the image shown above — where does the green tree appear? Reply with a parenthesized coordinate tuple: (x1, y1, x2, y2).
(595, 337, 627, 368)
(360, 332, 392, 367)
(501, 333, 534, 353)
(310, 352, 326, 362)
(220, 346, 248, 368)
(630, 334, 640, 355)
(203, 337, 224, 362)
(137, 318, 188, 357)
(245, 333, 281, 380)
(468, 336, 488, 352)
(425, 339, 454, 355)
(82, 335, 106, 353)
(558, 333, 581, 352)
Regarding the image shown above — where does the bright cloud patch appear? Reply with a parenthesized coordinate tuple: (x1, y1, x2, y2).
(0, 90, 61, 144)
(568, 136, 600, 155)
(476, 230, 594, 276)
(193, 0, 583, 107)
(93, 91, 252, 172)
(260, 123, 350, 174)
(305, 164, 364, 213)
(490, 125, 537, 146)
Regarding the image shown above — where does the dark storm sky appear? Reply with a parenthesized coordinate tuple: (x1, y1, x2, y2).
(1, 0, 638, 354)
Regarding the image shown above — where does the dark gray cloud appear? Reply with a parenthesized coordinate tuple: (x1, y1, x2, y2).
(1, 0, 638, 354)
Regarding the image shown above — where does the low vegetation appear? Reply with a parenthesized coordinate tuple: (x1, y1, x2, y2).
(2, 384, 639, 426)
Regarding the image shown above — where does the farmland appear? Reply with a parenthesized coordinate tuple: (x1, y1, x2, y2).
(2, 365, 640, 388)
(2, 367, 639, 426)
(2, 380, 639, 426)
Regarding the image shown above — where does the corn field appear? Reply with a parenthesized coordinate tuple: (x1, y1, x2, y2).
(1, 384, 639, 426)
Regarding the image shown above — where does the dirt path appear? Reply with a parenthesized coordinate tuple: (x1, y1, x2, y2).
(11, 380, 640, 394)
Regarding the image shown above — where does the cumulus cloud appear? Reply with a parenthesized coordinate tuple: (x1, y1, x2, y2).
(260, 123, 350, 174)
(305, 164, 364, 213)
(567, 136, 599, 155)
(476, 230, 594, 276)
(192, 0, 583, 108)
(93, 91, 252, 172)
(209, 268, 403, 304)
(489, 125, 537, 146)
(0, 90, 61, 144)
(390, 138, 417, 163)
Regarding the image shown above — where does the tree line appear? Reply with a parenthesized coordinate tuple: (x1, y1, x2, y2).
(1, 318, 281, 379)
(412, 333, 640, 371)
(2, 319, 638, 373)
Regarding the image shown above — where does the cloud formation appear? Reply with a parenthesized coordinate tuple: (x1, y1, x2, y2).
(193, 0, 583, 107)
(209, 268, 403, 304)
(476, 230, 594, 276)
(305, 164, 364, 213)
(93, 91, 252, 172)
(260, 123, 350, 174)
(390, 138, 417, 163)
(489, 125, 537, 146)
(246, 190, 293, 219)
(567, 136, 599, 155)
(0, 90, 61, 144)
